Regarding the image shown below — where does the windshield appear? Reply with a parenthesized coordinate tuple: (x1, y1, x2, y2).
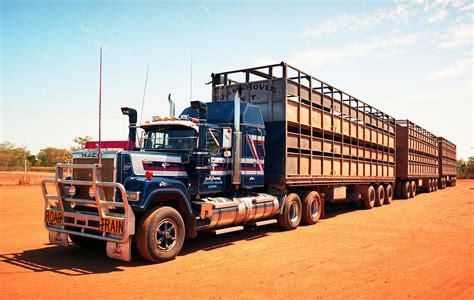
(143, 125, 198, 152)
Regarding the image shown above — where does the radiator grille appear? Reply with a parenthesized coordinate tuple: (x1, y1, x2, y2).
(72, 157, 116, 200)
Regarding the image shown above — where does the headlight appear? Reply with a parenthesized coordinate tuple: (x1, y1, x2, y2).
(67, 185, 77, 197)
(88, 187, 95, 198)
(126, 191, 140, 202)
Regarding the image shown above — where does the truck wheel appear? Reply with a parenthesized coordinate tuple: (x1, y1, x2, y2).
(136, 206, 185, 263)
(426, 179, 432, 193)
(362, 186, 376, 209)
(301, 191, 322, 225)
(434, 179, 438, 191)
(384, 184, 393, 204)
(452, 179, 456, 186)
(410, 181, 416, 198)
(277, 193, 302, 230)
(375, 185, 384, 207)
(401, 181, 410, 199)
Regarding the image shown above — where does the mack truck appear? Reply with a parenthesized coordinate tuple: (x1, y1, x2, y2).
(41, 62, 397, 262)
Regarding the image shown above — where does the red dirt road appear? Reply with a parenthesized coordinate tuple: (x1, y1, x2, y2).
(1, 181, 473, 299)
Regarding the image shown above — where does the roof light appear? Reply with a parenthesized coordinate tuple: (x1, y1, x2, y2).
(164, 116, 169, 121)
(171, 116, 176, 120)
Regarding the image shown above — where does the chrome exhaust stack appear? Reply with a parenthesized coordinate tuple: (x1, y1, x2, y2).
(232, 86, 243, 188)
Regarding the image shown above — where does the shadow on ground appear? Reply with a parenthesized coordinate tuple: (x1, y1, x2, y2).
(0, 202, 364, 275)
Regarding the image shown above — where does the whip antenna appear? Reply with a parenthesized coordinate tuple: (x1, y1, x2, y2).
(139, 63, 150, 124)
(190, 53, 192, 101)
(98, 47, 103, 166)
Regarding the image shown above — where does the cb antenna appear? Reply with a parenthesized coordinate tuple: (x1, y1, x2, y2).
(139, 63, 150, 124)
(98, 47, 103, 166)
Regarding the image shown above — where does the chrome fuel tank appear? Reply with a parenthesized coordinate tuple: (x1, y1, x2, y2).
(194, 193, 280, 230)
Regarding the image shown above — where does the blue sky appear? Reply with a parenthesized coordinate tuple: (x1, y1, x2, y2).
(1, 0, 473, 159)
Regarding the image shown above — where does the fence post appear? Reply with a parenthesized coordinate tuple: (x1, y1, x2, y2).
(24, 160, 27, 184)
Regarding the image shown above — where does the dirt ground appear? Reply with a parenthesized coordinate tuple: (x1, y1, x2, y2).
(1, 181, 473, 299)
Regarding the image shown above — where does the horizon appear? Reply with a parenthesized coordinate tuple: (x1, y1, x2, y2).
(1, 0, 473, 159)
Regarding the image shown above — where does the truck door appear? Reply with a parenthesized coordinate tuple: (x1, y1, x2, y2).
(197, 128, 227, 194)
(242, 126, 265, 188)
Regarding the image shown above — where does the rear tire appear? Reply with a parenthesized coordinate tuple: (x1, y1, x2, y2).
(136, 206, 185, 263)
(301, 191, 322, 225)
(362, 186, 376, 209)
(401, 181, 410, 199)
(384, 184, 393, 204)
(410, 181, 416, 198)
(277, 193, 302, 230)
(434, 179, 438, 191)
(426, 179, 432, 193)
(375, 185, 384, 207)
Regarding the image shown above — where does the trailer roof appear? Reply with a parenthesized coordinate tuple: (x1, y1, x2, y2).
(212, 61, 396, 123)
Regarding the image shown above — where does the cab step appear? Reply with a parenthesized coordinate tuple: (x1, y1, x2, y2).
(212, 226, 244, 235)
(244, 219, 277, 227)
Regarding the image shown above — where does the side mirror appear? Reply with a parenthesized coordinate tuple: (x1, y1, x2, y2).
(222, 127, 232, 149)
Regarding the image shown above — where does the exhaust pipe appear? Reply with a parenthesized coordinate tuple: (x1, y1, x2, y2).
(232, 86, 243, 187)
(121, 107, 137, 144)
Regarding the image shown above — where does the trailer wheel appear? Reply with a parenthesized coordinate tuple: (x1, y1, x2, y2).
(384, 184, 393, 204)
(395, 181, 402, 199)
(375, 185, 384, 207)
(301, 191, 322, 225)
(401, 181, 410, 199)
(362, 186, 376, 209)
(434, 179, 438, 191)
(278, 193, 302, 230)
(410, 181, 416, 198)
(136, 206, 185, 263)
(452, 178, 456, 186)
(426, 179, 432, 193)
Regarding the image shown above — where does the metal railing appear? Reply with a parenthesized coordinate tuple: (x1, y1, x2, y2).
(41, 163, 135, 243)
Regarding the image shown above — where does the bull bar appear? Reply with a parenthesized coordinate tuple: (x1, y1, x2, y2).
(41, 163, 135, 261)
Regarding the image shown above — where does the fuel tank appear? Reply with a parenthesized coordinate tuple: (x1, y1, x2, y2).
(194, 193, 280, 230)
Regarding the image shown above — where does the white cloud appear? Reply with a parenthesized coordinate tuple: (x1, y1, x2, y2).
(458, 3, 474, 11)
(292, 34, 420, 68)
(429, 54, 472, 79)
(437, 23, 473, 48)
(301, 3, 414, 38)
(427, 10, 449, 22)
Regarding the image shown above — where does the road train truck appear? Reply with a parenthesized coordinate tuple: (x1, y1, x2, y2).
(42, 62, 402, 262)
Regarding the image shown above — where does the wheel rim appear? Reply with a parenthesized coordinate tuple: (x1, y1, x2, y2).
(156, 219, 177, 251)
(310, 198, 320, 218)
(289, 201, 299, 223)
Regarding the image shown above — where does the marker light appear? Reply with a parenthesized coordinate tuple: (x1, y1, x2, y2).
(156, 116, 162, 121)
(164, 116, 169, 121)
(171, 116, 176, 120)
(191, 118, 198, 123)
(67, 185, 77, 197)
(88, 187, 95, 198)
(145, 171, 153, 180)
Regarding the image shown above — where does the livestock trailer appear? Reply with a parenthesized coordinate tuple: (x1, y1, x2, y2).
(212, 62, 396, 209)
(395, 120, 439, 198)
(438, 137, 457, 188)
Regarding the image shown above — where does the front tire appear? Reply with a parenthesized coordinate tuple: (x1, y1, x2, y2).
(136, 206, 185, 263)
(277, 193, 302, 230)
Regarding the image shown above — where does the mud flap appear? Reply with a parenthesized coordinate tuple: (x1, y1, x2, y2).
(49, 231, 69, 246)
(106, 240, 132, 262)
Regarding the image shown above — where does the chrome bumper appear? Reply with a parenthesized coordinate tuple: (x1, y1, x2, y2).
(41, 163, 135, 261)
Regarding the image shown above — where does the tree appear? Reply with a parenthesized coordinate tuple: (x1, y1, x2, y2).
(26, 155, 37, 166)
(37, 147, 72, 166)
(0, 141, 31, 168)
(71, 136, 92, 151)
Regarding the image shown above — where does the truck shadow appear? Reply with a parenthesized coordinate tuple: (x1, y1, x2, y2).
(0, 203, 364, 274)
(0, 243, 142, 276)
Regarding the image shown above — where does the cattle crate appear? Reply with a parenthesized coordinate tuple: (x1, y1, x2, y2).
(211, 62, 396, 187)
(395, 120, 438, 179)
(438, 137, 457, 187)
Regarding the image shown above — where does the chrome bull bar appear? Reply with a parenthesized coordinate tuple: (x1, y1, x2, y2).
(41, 163, 135, 261)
